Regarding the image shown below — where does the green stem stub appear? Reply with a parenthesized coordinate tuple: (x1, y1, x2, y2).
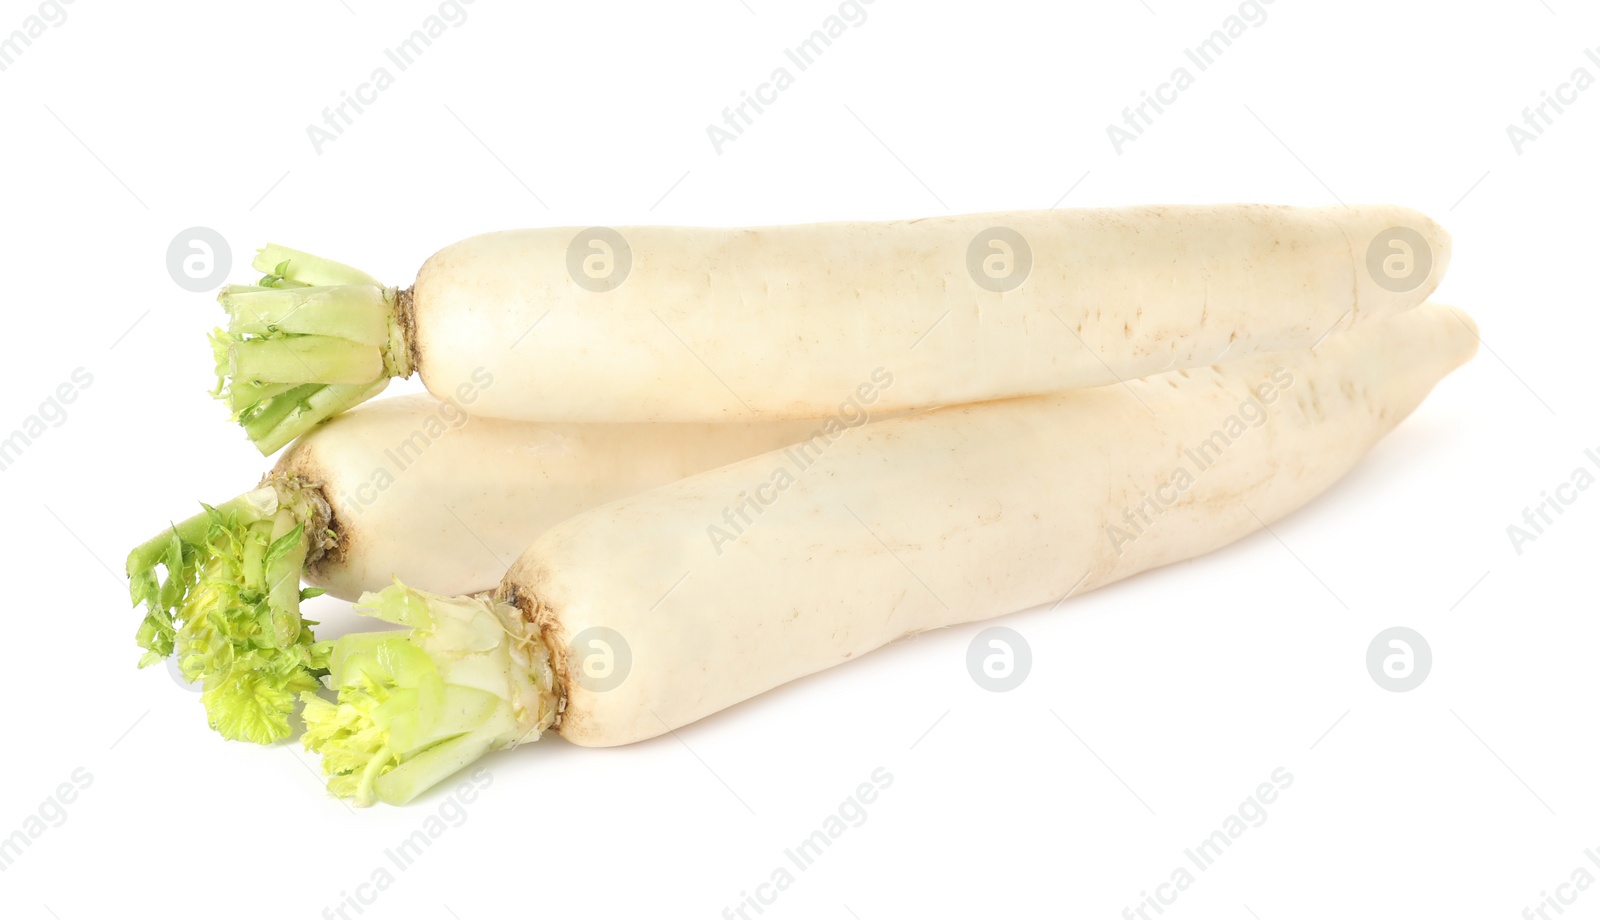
(302, 581, 558, 807)
(216, 246, 409, 455)
(128, 476, 337, 744)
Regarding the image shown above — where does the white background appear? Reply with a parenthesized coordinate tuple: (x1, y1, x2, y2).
(1, 1, 1596, 918)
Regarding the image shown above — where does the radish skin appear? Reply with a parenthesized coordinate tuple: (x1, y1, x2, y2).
(305, 304, 1477, 802)
(516, 304, 1476, 746)
(276, 395, 842, 599)
(218, 205, 1449, 450)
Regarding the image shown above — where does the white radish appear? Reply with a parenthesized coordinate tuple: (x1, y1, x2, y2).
(278, 394, 838, 599)
(304, 303, 1477, 805)
(127, 393, 833, 743)
(217, 205, 1449, 452)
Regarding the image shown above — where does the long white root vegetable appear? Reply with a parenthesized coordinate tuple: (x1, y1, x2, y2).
(214, 205, 1449, 452)
(303, 303, 1477, 805)
(127, 394, 830, 743)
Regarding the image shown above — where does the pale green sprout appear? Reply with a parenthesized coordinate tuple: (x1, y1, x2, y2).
(301, 581, 558, 807)
(213, 245, 408, 455)
(128, 478, 335, 743)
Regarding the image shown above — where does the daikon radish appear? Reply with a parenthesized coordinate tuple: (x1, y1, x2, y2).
(302, 303, 1477, 805)
(127, 394, 833, 743)
(215, 205, 1448, 452)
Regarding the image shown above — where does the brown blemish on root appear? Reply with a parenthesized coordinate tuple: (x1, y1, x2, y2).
(270, 451, 344, 577)
(397, 286, 421, 377)
(500, 570, 571, 731)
